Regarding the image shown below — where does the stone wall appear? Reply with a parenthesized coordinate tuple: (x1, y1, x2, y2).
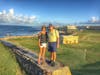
(1, 40, 72, 75)
(15, 54, 45, 75)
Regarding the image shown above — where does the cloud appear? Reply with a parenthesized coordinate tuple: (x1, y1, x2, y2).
(89, 16, 100, 23)
(9, 8, 14, 15)
(0, 8, 36, 25)
(91, 16, 97, 22)
(80, 16, 100, 24)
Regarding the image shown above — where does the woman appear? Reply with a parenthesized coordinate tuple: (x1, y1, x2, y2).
(38, 25, 48, 64)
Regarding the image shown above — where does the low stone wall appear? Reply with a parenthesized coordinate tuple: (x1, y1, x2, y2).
(1, 40, 48, 75)
(1, 40, 72, 75)
(15, 54, 45, 75)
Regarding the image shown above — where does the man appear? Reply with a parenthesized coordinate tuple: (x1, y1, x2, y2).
(48, 24, 59, 66)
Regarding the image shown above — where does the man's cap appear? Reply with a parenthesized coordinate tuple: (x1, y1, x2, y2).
(49, 23, 53, 27)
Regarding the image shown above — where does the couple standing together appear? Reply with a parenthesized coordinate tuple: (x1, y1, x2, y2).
(38, 24, 59, 67)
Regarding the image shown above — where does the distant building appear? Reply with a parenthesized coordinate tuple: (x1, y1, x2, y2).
(67, 25, 77, 30)
(58, 25, 77, 35)
(66, 25, 77, 34)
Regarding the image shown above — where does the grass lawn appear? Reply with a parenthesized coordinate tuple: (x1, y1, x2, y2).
(0, 42, 24, 75)
(6, 30, 100, 75)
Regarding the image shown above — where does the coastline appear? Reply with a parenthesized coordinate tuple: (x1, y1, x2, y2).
(0, 33, 38, 40)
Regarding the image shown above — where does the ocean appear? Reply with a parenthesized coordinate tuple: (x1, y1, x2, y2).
(0, 25, 41, 38)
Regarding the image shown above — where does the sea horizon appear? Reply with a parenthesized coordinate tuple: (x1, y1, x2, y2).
(0, 25, 41, 38)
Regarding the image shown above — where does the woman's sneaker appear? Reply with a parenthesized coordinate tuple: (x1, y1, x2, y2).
(48, 60, 52, 64)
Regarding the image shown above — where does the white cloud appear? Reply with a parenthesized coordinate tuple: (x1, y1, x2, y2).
(2, 10, 6, 14)
(9, 8, 14, 15)
(0, 12, 2, 15)
(0, 8, 37, 25)
(91, 16, 97, 22)
(30, 16, 36, 20)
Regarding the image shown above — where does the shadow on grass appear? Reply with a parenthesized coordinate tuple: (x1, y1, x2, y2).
(72, 61, 100, 75)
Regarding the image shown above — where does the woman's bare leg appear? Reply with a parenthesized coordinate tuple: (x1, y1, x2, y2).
(38, 47, 43, 64)
(42, 47, 46, 63)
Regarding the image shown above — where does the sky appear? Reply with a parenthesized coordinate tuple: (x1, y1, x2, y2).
(0, 0, 100, 25)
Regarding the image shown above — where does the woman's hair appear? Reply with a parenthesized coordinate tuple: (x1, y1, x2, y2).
(41, 25, 46, 31)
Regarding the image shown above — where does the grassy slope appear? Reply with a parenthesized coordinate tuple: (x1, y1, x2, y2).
(7, 30, 100, 75)
(0, 43, 24, 75)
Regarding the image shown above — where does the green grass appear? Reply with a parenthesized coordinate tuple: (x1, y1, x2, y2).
(0, 42, 24, 75)
(7, 30, 100, 75)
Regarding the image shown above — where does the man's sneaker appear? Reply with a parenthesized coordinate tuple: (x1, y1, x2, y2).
(51, 61, 56, 67)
